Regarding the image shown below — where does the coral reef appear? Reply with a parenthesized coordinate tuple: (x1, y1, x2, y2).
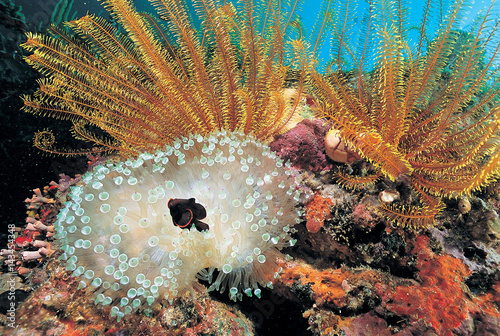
(376, 235, 472, 336)
(2, 122, 500, 336)
(271, 164, 500, 336)
(1, 0, 500, 335)
(3, 255, 255, 336)
(12, 0, 308, 323)
(275, 232, 500, 336)
(430, 196, 500, 275)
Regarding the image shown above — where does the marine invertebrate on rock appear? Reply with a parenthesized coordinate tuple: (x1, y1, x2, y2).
(324, 129, 361, 164)
(374, 235, 500, 336)
(351, 203, 376, 228)
(279, 236, 500, 335)
(279, 260, 349, 307)
(21, 0, 306, 320)
(309, 0, 500, 228)
(458, 197, 471, 214)
(376, 235, 500, 336)
(277, 259, 385, 311)
(6, 253, 256, 335)
(270, 118, 333, 172)
(305, 193, 334, 233)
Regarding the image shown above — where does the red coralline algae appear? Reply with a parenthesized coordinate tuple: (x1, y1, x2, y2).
(277, 260, 384, 309)
(1, 185, 58, 276)
(270, 119, 333, 172)
(305, 194, 334, 233)
(377, 235, 472, 336)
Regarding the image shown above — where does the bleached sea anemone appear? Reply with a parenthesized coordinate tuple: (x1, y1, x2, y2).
(54, 130, 301, 319)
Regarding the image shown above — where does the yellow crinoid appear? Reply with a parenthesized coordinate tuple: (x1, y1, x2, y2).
(22, 0, 308, 156)
(309, 0, 500, 228)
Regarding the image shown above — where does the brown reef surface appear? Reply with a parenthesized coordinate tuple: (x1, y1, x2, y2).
(0, 121, 499, 336)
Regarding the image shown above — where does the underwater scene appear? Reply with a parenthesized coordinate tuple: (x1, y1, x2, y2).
(0, 0, 499, 335)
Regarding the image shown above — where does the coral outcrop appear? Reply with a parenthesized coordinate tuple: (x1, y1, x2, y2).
(270, 119, 333, 173)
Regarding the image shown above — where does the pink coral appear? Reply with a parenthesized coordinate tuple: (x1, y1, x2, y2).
(270, 119, 333, 172)
(1, 185, 58, 276)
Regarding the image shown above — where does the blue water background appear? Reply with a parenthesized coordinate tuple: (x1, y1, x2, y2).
(131, 0, 498, 69)
(16, 0, 495, 70)
(300, 0, 499, 68)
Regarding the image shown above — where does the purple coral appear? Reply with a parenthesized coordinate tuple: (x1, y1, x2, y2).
(270, 119, 333, 172)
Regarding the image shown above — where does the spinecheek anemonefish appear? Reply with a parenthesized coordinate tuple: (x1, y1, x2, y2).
(167, 198, 209, 231)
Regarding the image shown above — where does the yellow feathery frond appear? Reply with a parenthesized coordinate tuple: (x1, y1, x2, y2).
(310, 69, 413, 180)
(371, 29, 411, 146)
(311, 0, 500, 228)
(334, 169, 382, 190)
(379, 197, 446, 229)
(22, 0, 306, 156)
